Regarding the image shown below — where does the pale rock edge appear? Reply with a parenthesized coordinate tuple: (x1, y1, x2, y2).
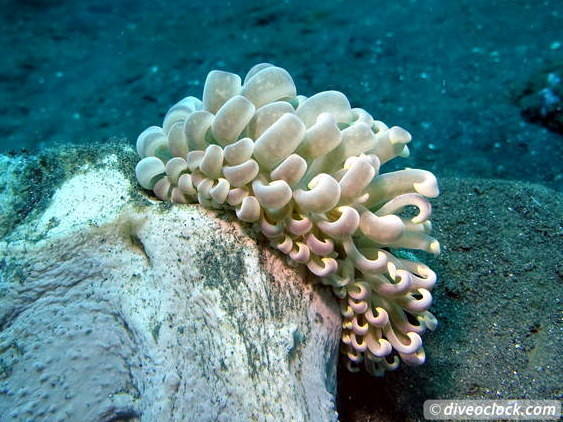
(0, 150, 341, 422)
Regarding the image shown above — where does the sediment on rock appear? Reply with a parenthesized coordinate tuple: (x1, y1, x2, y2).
(0, 144, 341, 422)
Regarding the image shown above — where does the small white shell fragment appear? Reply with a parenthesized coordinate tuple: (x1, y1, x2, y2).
(253, 113, 305, 170)
(136, 156, 165, 189)
(224, 137, 254, 165)
(222, 159, 259, 187)
(203, 70, 242, 114)
(296, 91, 353, 128)
(242, 66, 297, 108)
(211, 95, 255, 145)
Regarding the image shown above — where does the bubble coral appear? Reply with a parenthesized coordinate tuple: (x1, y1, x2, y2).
(135, 63, 440, 375)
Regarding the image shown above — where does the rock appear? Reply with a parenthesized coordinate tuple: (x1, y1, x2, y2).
(0, 143, 341, 422)
(514, 64, 563, 135)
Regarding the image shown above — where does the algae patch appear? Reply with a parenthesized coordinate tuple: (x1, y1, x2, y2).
(0, 140, 141, 240)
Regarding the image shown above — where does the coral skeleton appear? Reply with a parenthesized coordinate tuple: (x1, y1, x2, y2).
(135, 63, 440, 375)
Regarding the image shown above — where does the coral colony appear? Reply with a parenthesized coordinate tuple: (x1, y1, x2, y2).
(135, 64, 440, 375)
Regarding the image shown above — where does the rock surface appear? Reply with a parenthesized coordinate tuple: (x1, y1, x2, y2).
(0, 144, 341, 422)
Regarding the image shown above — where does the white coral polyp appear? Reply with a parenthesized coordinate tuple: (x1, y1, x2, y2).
(135, 63, 440, 376)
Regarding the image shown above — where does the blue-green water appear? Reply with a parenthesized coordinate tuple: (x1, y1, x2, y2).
(0, 0, 561, 190)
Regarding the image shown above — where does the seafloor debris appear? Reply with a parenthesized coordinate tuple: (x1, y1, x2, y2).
(515, 64, 563, 134)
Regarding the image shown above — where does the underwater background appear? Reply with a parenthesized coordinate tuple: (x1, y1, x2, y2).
(1, 0, 561, 190)
(0, 0, 561, 421)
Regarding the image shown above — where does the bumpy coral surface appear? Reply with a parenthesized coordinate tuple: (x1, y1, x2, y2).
(135, 63, 440, 375)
